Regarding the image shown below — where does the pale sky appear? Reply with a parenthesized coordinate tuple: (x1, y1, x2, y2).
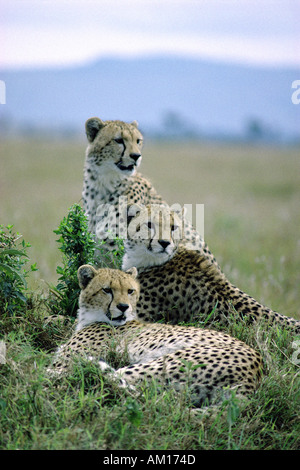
(1, 0, 300, 69)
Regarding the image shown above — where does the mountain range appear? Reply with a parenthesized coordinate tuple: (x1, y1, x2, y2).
(0, 56, 299, 142)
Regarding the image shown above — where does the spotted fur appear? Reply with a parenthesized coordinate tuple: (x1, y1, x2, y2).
(49, 266, 262, 406)
(82, 117, 217, 266)
(122, 204, 300, 333)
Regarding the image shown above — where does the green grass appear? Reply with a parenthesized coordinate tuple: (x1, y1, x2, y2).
(1, 138, 299, 317)
(1, 305, 299, 450)
(1, 137, 300, 450)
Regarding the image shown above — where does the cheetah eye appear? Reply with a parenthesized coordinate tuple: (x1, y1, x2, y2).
(102, 287, 112, 294)
(147, 221, 154, 230)
(171, 224, 178, 232)
(128, 289, 135, 295)
(137, 139, 142, 144)
(114, 138, 124, 145)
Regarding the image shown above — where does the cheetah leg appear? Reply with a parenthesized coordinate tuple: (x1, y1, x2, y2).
(95, 358, 138, 395)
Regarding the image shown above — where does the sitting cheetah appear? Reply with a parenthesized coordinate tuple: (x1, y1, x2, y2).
(122, 204, 300, 333)
(50, 265, 262, 406)
(82, 117, 218, 267)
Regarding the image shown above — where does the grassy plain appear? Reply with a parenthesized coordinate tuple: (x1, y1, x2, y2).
(0, 137, 300, 450)
(1, 137, 300, 317)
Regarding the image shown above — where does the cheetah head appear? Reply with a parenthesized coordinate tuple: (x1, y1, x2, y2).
(85, 117, 143, 177)
(122, 203, 183, 271)
(76, 265, 140, 331)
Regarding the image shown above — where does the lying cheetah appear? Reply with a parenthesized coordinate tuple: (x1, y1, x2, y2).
(82, 117, 217, 267)
(122, 204, 300, 333)
(49, 265, 262, 406)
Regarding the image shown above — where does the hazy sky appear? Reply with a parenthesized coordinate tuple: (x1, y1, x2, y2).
(1, 0, 300, 69)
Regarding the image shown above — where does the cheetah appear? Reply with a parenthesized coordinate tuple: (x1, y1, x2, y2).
(49, 265, 263, 406)
(82, 117, 217, 267)
(122, 203, 300, 333)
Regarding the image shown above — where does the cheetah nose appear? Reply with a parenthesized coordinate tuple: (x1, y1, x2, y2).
(130, 153, 141, 163)
(117, 303, 130, 313)
(158, 240, 170, 250)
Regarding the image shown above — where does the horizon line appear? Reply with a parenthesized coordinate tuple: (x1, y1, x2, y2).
(1, 51, 300, 72)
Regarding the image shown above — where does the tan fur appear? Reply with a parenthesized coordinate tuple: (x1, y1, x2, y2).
(82, 117, 217, 267)
(123, 204, 300, 333)
(49, 267, 263, 406)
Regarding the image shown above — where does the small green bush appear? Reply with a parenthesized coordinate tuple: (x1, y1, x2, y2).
(95, 235, 125, 270)
(48, 204, 96, 318)
(48, 203, 125, 318)
(0, 225, 38, 316)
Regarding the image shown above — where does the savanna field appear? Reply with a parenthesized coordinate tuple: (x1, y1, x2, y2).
(0, 137, 300, 450)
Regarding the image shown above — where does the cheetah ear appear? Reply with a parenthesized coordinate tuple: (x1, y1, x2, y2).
(78, 265, 97, 289)
(85, 117, 105, 142)
(126, 267, 138, 279)
(131, 120, 139, 128)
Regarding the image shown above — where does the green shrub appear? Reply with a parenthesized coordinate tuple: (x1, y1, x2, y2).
(47, 204, 96, 318)
(95, 235, 125, 270)
(47, 203, 125, 319)
(0, 225, 38, 316)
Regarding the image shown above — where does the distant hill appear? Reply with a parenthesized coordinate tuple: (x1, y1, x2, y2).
(0, 56, 299, 142)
